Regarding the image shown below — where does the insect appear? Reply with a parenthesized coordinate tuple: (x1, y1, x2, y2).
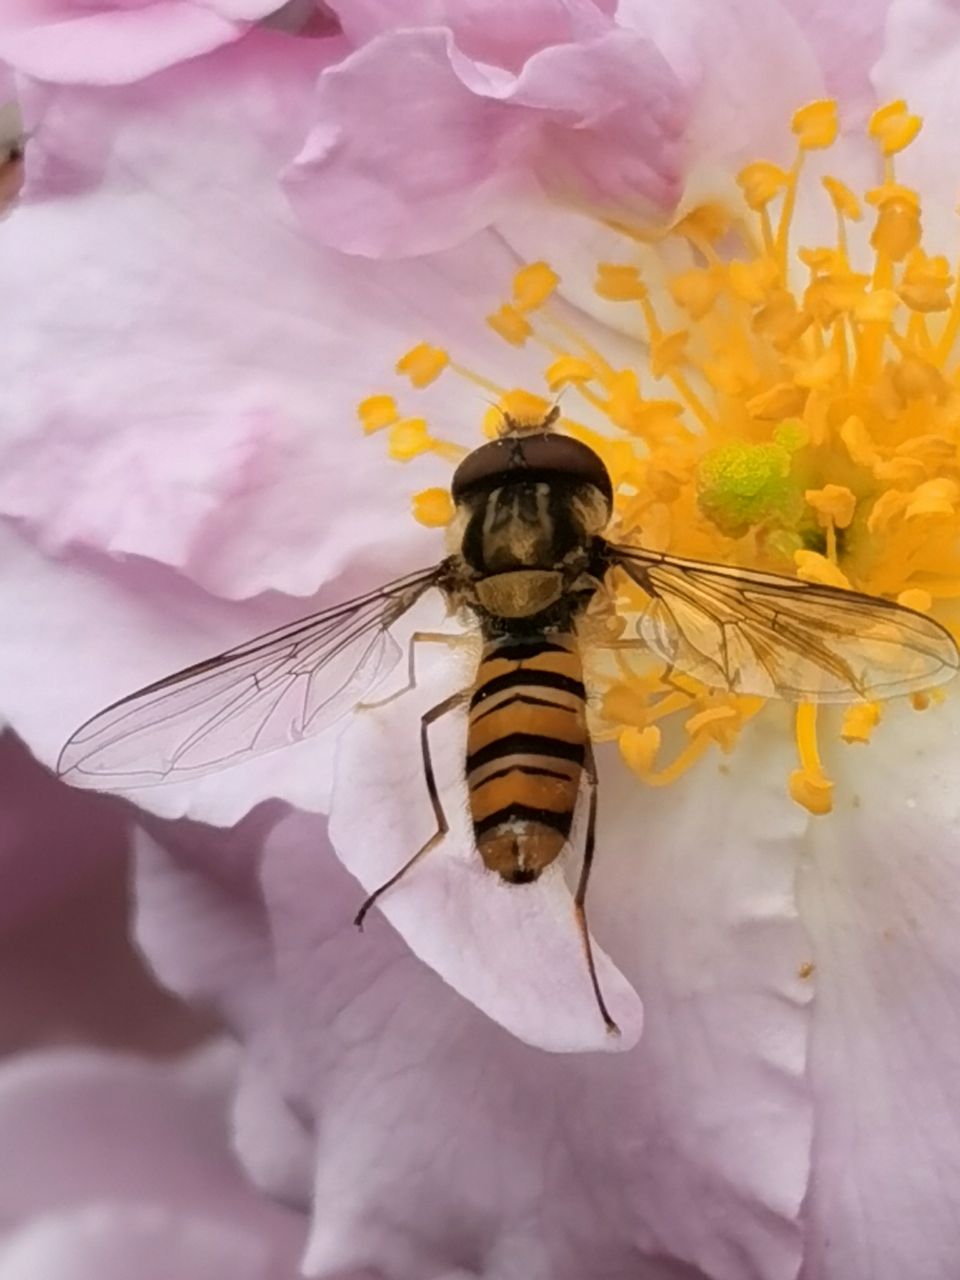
(58, 410, 960, 1034)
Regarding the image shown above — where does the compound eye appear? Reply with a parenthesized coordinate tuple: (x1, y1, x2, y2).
(451, 432, 613, 506)
(451, 440, 511, 499)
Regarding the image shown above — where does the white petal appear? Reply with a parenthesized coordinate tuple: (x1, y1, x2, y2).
(798, 698, 960, 1280)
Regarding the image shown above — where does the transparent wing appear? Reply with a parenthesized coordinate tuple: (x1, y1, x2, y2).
(58, 565, 449, 789)
(606, 544, 960, 702)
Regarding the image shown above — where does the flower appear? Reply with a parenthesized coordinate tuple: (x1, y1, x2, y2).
(286, 0, 871, 257)
(134, 805, 815, 1278)
(5, 2, 960, 1277)
(0, 732, 127, 942)
(0, 1039, 308, 1279)
(0, 0, 301, 85)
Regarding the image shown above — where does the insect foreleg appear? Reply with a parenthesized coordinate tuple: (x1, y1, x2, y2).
(353, 688, 469, 929)
(574, 741, 619, 1036)
(358, 631, 471, 711)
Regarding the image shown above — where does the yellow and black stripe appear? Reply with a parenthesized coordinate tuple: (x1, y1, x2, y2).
(466, 633, 586, 882)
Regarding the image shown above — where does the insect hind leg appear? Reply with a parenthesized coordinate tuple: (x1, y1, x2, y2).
(574, 740, 620, 1036)
(358, 631, 471, 711)
(354, 688, 468, 928)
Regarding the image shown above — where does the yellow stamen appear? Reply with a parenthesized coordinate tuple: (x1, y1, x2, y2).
(737, 161, 790, 212)
(363, 94, 960, 814)
(486, 305, 533, 346)
(841, 701, 882, 744)
(868, 99, 923, 155)
(483, 384, 552, 435)
(822, 176, 862, 221)
(794, 550, 852, 590)
(545, 355, 596, 391)
(512, 262, 560, 311)
(897, 588, 933, 612)
(619, 724, 661, 776)
(905, 478, 959, 520)
(388, 418, 433, 461)
(792, 99, 839, 150)
(412, 488, 455, 527)
(670, 267, 723, 319)
(790, 703, 834, 815)
(396, 343, 449, 387)
(449, 362, 507, 397)
(805, 484, 856, 529)
(388, 419, 466, 464)
(594, 263, 647, 302)
(357, 394, 398, 434)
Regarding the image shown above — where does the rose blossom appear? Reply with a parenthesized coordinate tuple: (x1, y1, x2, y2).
(0, 0, 304, 85)
(3, 1, 960, 1278)
(0, 1038, 308, 1280)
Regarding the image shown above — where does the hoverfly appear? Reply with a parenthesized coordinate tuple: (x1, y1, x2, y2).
(58, 410, 960, 1033)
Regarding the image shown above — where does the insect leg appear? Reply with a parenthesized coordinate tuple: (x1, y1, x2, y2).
(358, 631, 470, 711)
(354, 688, 468, 928)
(574, 740, 620, 1036)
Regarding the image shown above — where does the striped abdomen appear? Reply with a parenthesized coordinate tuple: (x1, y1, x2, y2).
(466, 634, 586, 883)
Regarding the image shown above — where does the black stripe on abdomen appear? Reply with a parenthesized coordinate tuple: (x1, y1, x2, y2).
(470, 691, 579, 726)
(472, 762, 574, 787)
(474, 803, 575, 839)
(483, 639, 571, 662)
(466, 732, 585, 773)
(469, 667, 585, 709)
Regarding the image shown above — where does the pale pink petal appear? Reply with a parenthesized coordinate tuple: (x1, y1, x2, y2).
(0, 525, 349, 826)
(0, 32, 596, 831)
(616, 0, 825, 187)
(798, 700, 960, 1280)
(134, 807, 280, 1034)
(0, 834, 212, 1056)
(285, 25, 688, 257)
(0, 1041, 306, 1277)
(0, 0, 287, 85)
(329, 0, 616, 68)
(781, 0, 890, 121)
(0, 31, 545, 599)
(133, 713, 815, 1278)
(133, 821, 314, 1205)
(872, 0, 960, 253)
(0, 732, 125, 934)
(0, 1207, 290, 1280)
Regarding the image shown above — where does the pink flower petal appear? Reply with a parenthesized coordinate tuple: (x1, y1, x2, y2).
(616, 0, 826, 183)
(0, 32, 594, 829)
(782, 0, 890, 121)
(133, 820, 315, 1205)
(132, 713, 815, 1277)
(0, 732, 125, 934)
(0, 1041, 306, 1277)
(0, 524, 352, 826)
(872, 0, 960, 253)
(0, 837, 211, 1056)
(0, 31, 547, 599)
(285, 25, 688, 257)
(0, 0, 284, 85)
(329, 0, 616, 69)
(798, 700, 960, 1280)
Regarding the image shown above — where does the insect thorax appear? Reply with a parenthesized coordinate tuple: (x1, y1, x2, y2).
(450, 476, 609, 635)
